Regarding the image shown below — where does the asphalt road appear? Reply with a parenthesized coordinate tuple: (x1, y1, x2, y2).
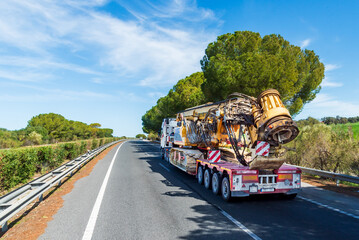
(40, 141, 359, 240)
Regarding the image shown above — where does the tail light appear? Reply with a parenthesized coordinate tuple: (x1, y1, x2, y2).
(242, 175, 258, 183)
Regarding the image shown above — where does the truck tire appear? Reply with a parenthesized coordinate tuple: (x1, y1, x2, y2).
(197, 166, 204, 185)
(204, 169, 211, 189)
(221, 176, 232, 202)
(212, 172, 221, 195)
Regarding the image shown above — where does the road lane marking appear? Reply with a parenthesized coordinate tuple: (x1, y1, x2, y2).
(160, 163, 170, 172)
(82, 142, 125, 240)
(150, 142, 261, 239)
(219, 208, 262, 240)
(298, 196, 359, 220)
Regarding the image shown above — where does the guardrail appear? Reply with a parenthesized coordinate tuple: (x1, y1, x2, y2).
(0, 140, 121, 233)
(286, 164, 359, 186)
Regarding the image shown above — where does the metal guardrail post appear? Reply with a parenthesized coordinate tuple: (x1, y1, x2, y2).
(285, 164, 359, 185)
(0, 140, 122, 233)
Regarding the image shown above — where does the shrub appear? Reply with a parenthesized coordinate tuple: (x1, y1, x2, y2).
(0, 137, 117, 190)
(286, 123, 359, 175)
(91, 139, 99, 150)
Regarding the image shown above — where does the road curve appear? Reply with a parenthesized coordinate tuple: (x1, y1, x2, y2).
(40, 141, 359, 240)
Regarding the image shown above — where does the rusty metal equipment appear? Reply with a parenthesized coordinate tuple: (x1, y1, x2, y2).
(174, 89, 299, 169)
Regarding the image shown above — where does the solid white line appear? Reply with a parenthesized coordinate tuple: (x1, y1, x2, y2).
(159, 163, 170, 172)
(82, 142, 125, 240)
(219, 208, 262, 240)
(298, 196, 359, 220)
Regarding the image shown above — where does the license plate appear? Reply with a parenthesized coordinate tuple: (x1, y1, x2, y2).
(261, 188, 275, 192)
(249, 186, 258, 193)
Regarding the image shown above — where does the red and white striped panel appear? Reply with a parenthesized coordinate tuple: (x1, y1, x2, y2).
(208, 150, 221, 163)
(256, 141, 270, 156)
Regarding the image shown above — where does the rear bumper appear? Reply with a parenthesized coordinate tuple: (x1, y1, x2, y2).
(231, 188, 301, 197)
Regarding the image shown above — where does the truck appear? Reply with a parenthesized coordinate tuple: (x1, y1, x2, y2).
(160, 89, 301, 201)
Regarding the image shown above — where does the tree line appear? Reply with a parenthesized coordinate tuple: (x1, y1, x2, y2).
(0, 113, 114, 149)
(322, 116, 359, 125)
(142, 31, 324, 134)
(296, 116, 359, 127)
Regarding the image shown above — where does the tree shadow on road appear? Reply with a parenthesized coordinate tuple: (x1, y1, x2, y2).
(129, 141, 359, 240)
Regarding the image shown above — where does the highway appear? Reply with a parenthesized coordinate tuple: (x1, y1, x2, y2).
(40, 141, 359, 240)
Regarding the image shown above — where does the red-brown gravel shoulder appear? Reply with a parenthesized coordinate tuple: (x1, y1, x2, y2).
(1, 142, 122, 240)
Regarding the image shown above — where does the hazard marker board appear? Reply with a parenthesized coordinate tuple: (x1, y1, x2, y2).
(256, 141, 270, 156)
(208, 150, 221, 163)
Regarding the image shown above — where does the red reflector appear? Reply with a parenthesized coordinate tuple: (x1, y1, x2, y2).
(290, 183, 293, 186)
(242, 184, 245, 187)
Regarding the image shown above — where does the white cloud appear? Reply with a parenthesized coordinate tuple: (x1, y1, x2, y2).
(115, 91, 149, 103)
(0, 56, 101, 76)
(0, 0, 217, 87)
(325, 63, 341, 71)
(0, 84, 113, 102)
(117, 0, 216, 22)
(147, 91, 165, 99)
(0, 69, 52, 82)
(320, 63, 343, 88)
(296, 93, 359, 120)
(92, 78, 103, 84)
(300, 38, 311, 48)
(321, 76, 343, 87)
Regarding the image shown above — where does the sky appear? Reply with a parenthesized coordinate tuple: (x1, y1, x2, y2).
(0, 0, 358, 137)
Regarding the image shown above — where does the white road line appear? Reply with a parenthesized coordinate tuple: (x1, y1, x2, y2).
(159, 163, 170, 172)
(219, 208, 262, 240)
(82, 142, 125, 240)
(298, 196, 359, 220)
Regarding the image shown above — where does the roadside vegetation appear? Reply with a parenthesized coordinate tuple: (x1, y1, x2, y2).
(0, 113, 120, 191)
(286, 117, 359, 176)
(0, 137, 119, 192)
(0, 113, 115, 149)
(135, 134, 147, 139)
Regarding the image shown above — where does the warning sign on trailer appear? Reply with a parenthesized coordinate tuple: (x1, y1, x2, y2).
(256, 141, 270, 156)
(208, 150, 221, 163)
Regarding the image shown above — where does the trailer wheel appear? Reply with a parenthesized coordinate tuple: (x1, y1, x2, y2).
(221, 176, 231, 202)
(204, 169, 211, 189)
(212, 172, 221, 195)
(197, 165, 204, 185)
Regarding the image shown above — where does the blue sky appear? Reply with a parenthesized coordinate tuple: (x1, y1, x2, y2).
(0, 0, 358, 137)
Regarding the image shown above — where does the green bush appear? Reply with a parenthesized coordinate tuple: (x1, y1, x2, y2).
(63, 143, 79, 160)
(91, 139, 99, 150)
(37, 146, 54, 171)
(79, 141, 87, 154)
(286, 123, 359, 176)
(0, 137, 116, 190)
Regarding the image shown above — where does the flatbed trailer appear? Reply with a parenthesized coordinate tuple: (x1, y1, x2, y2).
(160, 116, 302, 202)
(195, 159, 301, 201)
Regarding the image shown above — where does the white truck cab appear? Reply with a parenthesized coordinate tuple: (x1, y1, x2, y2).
(160, 118, 177, 161)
